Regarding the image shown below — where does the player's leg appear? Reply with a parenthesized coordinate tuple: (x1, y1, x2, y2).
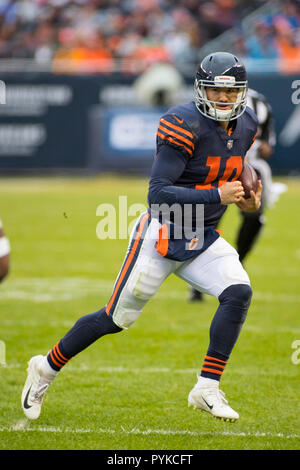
(236, 166, 265, 264)
(21, 215, 175, 419)
(176, 237, 252, 421)
(237, 209, 265, 263)
(0, 221, 10, 282)
(187, 224, 223, 303)
(188, 286, 204, 302)
(189, 205, 263, 299)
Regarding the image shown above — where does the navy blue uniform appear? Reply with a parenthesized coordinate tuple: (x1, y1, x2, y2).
(148, 101, 258, 261)
(35, 54, 255, 416)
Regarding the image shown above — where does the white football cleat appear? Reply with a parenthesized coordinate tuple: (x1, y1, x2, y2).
(21, 355, 56, 420)
(188, 380, 239, 422)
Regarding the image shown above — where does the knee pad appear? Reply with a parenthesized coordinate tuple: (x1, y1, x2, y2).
(112, 254, 171, 329)
(112, 290, 145, 329)
(127, 255, 167, 301)
(219, 284, 253, 311)
(218, 284, 252, 326)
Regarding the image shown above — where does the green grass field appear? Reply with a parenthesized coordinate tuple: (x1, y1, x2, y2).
(0, 175, 299, 450)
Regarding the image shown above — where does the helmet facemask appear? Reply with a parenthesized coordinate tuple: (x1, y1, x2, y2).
(194, 75, 248, 122)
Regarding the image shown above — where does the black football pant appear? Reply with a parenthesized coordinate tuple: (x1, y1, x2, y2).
(237, 209, 265, 264)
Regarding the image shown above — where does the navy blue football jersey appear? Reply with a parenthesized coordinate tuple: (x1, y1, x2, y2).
(148, 100, 258, 261)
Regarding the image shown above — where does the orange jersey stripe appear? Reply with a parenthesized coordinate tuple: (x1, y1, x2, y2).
(156, 223, 169, 257)
(160, 118, 194, 139)
(205, 355, 227, 364)
(195, 181, 227, 190)
(157, 131, 193, 157)
(158, 124, 194, 150)
(201, 367, 223, 375)
(195, 183, 213, 190)
(106, 213, 150, 315)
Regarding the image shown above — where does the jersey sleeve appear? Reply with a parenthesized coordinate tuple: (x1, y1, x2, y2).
(156, 113, 195, 159)
(148, 145, 221, 207)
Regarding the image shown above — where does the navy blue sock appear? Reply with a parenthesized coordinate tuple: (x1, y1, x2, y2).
(47, 307, 122, 371)
(201, 284, 252, 381)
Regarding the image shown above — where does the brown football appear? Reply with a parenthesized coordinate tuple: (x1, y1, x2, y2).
(238, 163, 258, 199)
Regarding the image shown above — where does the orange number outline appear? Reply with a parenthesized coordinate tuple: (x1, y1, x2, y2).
(195, 155, 243, 190)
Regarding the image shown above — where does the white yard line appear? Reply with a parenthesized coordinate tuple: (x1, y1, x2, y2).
(0, 277, 299, 303)
(3, 362, 297, 378)
(0, 424, 299, 440)
(1, 289, 300, 304)
(1, 317, 299, 335)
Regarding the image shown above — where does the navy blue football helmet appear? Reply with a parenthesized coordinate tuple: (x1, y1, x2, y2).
(194, 52, 248, 121)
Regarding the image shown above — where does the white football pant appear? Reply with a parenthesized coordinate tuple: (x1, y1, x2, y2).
(107, 215, 251, 329)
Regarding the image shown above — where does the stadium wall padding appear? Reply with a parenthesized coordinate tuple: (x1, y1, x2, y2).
(0, 72, 298, 174)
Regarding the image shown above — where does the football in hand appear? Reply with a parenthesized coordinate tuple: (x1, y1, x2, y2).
(238, 163, 258, 199)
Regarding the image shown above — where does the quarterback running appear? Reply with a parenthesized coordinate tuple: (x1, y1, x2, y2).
(22, 52, 262, 423)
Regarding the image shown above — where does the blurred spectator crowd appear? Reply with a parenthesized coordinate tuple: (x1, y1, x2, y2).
(233, 0, 300, 73)
(0, 0, 299, 73)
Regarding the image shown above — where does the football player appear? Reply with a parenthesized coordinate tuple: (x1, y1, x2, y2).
(237, 88, 276, 261)
(21, 52, 262, 423)
(189, 87, 276, 302)
(0, 218, 10, 282)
